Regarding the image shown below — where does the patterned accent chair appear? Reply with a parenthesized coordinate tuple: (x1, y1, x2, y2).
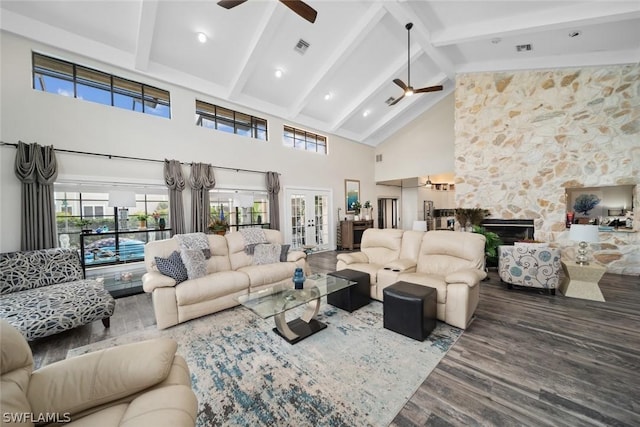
(498, 244, 561, 295)
(0, 248, 116, 340)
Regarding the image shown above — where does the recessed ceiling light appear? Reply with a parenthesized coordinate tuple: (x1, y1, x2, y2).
(274, 69, 283, 78)
(362, 110, 370, 117)
(197, 32, 208, 43)
(324, 92, 333, 101)
(491, 37, 502, 44)
(568, 30, 581, 38)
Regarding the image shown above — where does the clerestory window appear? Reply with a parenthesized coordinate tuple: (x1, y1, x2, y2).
(33, 52, 171, 118)
(283, 125, 327, 154)
(195, 100, 268, 141)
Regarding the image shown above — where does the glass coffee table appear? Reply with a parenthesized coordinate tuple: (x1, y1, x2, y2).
(237, 273, 355, 344)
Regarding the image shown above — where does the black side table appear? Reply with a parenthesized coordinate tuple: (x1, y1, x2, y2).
(327, 269, 371, 312)
(383, 281, 436, 341)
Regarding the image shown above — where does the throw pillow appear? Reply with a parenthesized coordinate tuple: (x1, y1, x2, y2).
(280, 244, 290, 262)
(155, 251, 188, 284)
(180, 249, 207, 280)
(253, 243, 282, 265)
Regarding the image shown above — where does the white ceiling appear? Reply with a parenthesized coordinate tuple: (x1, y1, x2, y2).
(1, 0, 639, 146)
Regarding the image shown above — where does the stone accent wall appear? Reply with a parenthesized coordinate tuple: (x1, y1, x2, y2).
(454, 64, 640, 275)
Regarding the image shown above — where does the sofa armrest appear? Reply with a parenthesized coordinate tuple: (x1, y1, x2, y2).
(383, 259, 417, 272)
(336, 252, 369, 265)
(445, 268, 487, 287)
(142, 271, 176, 293)
(286, 250, 307, 263)
(28, 338, 179, 417)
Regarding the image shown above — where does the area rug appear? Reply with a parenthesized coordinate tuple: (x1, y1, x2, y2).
(68, 301, 462, 426)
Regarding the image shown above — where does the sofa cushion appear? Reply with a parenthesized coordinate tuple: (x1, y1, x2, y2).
(1, 249, 83, 294)
(180, 249, 207, 280)
(416, 231, 486, 276)
(238, 262, 297, 288)
(360, 229, 404, 266)
(175, 271, 250, 306)
(0, 281, 116, 341)
(253, 244, 281, 265)
(155, 251, 188, 284)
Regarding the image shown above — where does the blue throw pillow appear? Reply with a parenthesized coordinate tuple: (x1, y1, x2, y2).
(155, 251, 188, 284)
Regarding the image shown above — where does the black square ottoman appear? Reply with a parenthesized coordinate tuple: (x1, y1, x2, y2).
(383, 281, 436, 341)
(327, 269, 371, 312)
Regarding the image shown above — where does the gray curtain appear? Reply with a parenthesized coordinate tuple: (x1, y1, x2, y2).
(14, 141, 58, 250)
(164, 159, 186, 236)
(266, 171, 280, 230)
(189, 163, 216, 233)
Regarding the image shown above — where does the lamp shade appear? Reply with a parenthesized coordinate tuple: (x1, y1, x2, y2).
(569, 224, 599, 243)
(412, 220, 428, 231)
(108, 190, 136, 208)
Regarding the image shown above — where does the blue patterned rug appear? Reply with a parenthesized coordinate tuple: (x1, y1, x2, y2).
(68, 301, 461, 426)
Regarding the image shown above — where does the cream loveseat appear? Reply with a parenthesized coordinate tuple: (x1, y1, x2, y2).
(0, 319, 197, 427)
(142, 230, 307, 329)
(336, 229, 486, 329)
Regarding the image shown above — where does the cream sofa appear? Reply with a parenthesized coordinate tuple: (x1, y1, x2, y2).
(336, 229, 486, 329)
(142, 230, 307, 329)
(0, 319, 197, 427)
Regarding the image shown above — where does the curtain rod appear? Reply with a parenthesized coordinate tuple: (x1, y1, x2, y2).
(0, 141, 275, 175)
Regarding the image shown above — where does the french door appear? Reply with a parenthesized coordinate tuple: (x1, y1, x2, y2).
(284, 188, 331, 251)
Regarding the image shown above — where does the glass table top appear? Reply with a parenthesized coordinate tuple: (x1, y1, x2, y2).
(237, 273, 354, 319)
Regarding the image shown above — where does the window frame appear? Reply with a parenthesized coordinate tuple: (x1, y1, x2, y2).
(32, 52, 171, 118)
(195, 100, 268, 141)
(283, 125, 327, 154)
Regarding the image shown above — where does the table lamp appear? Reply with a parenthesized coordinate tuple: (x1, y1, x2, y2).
(569, 224, 599, 265)
(108, 190, 137, 230)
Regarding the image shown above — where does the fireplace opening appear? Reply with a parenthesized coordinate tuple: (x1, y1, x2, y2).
(481, 219, 534, 245)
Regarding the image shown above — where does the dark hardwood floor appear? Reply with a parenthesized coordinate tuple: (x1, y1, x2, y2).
(29, 251, 640, 426)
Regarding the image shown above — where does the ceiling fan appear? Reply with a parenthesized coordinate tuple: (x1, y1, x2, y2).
(217, 0, 317, 24)
(389, 23, 443, 106)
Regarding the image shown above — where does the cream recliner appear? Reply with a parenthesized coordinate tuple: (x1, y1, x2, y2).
(0, 320, 198, 427)
(337, 229, 486, 329)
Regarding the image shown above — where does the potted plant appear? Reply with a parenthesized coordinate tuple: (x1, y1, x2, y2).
(471, 225, 502, 268)
(363, 200, 372, 220)
(455, 208, 490, 231)
(135, 212, 149, 229)
(208, 217, 229, 235)
(351, 200, 362, 220)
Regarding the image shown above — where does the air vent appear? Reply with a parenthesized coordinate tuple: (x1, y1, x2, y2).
(385, 97, 396, 105)
(376, 154, 383, 162)
(516, 44, 532, 52)
(294, 39, 310, 55)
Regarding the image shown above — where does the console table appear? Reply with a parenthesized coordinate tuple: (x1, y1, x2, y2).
(340, 220, 374, 250)
(559, 261, 607, 301)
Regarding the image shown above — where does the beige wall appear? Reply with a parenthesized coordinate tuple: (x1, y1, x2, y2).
(455, 64, 640, 275)
(0, 32, 375, 252)
(375, 92, 455, 182)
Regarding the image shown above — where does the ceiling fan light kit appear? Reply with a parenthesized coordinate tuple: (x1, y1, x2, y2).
(389, 22, 443, 106)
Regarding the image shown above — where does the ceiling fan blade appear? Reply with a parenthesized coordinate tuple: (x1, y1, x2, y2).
(217, 0, 248, 9)
(414, 85, 444, 94)
(389, 94, 405, 106)
(393, 79, 408, 91)
(280, 0, 317, 23)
